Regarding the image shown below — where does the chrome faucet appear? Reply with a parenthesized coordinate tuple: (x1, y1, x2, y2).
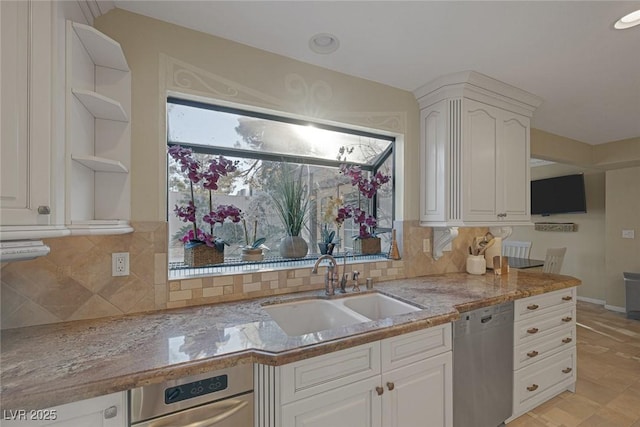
(312, 254, 339, 295)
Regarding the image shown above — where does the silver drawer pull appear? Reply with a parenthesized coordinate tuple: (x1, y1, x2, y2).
(562, 367, 573, 374)
(562, 337, 573, 344)
(562, 316, 573, 322)
(562, 296, 573, 301)
(527, 304, 539, 310)
(527, 327, 539, 334)
(527, 350, 539, 358)
(527, 384, 539, 392)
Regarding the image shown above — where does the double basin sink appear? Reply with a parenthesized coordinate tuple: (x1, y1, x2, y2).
(263, 292, 421, 336)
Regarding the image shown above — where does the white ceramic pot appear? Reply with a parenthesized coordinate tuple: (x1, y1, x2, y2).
(466, 255, 486, 275)
(279, 235, 308, 258)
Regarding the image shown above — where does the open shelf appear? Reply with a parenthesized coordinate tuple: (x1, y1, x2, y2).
(71, 155, 128, 173)
(66, 20, 132, 236)
(72, 89, 128, 122)
(72, 22, 129, 71)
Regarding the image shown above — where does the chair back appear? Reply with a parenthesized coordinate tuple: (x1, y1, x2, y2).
(502, 240, 532, 259)
(543, 247, 567, 274)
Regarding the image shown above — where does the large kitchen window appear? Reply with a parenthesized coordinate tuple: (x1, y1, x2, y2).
(167, 97, 395, 275)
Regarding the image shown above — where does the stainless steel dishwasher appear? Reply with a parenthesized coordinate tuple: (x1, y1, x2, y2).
(130, 364, 253, 427)
(453, 301, 514, 427)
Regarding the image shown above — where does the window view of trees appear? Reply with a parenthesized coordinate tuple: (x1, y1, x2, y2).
(167, 99, 394, 268)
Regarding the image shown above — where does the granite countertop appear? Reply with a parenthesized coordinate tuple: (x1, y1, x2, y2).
(0, 270, 580, 411)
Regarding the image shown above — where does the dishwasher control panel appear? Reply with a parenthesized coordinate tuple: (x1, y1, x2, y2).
(165, 374, 228, 404)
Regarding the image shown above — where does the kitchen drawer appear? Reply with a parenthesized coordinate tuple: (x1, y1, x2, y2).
(514, 305, 575, 347)
(279, 341, 381, 404)
(381, 324, 452, 371)
(514, 287, 576, 321)
(514, 347, 576, 414)
(514, 325, 576, 370)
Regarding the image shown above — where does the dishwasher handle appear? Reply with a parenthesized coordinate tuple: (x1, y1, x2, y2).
(480, 315, 493, 324)
(133, 396, 250, 427)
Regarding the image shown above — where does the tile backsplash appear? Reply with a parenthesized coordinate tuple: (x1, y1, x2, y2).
(1, 221, 486, 329)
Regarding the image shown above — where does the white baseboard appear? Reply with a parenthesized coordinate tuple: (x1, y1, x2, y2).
(576, 297, 626, 314)
(604, 304, 626, 313)
(577, 296, 606, 305)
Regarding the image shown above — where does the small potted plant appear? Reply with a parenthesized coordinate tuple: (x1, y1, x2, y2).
(270, 164, 310, 258)
(318, 195, 342, 255)
(168, 145, 242, 266)
(241, 218, 267, 262)
(336, 164, 390, 254)
(318, 224, 336, 255)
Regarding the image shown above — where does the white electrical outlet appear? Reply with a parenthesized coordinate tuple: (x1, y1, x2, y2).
(622, 229, 635, 239)
(112, 252, 130, 276)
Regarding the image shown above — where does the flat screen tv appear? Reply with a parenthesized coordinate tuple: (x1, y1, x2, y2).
(531, 174, 587, 216)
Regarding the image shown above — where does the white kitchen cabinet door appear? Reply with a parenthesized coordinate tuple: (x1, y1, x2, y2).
(1, 392, 127, 427)
(463, 99, 531, 224)
(463, 99, 500, 223)
(382, 352, 453, 427)
(280, 376, 382, 427)
(0, 0, 55, 227)
(498, 110, 531, 223)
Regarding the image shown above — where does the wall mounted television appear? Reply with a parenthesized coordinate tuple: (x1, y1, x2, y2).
(531, 174, 587, 216)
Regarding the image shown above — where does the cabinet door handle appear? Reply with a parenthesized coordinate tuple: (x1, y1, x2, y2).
(562, 316, 573, 322)
(527, 350, 539, 358)
(562, 296, 573, 301)
(387, 382, 395, 391)
(562, 367, 573, 374)
(527, 304, 539, 310)
(527, 327, 539, 334)
(375, 386, 384, 396)
(527, 384, 539, 392)
(37, 205, 51, 215)
(562, 337, 573, 344)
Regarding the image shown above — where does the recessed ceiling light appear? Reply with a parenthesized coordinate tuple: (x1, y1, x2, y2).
(614, 9, 640, 29)
(309, 33, 340, 54)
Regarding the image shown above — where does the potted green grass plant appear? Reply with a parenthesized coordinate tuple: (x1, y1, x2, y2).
(270, 164, 310, 258)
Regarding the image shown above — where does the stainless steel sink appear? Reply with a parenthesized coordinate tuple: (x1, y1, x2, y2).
(263, 293, 422, 336)
(337, 292, 421, 320)
(262, 299, 369, 336)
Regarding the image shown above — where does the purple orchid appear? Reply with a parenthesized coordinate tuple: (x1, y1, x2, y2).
(169, 145, 242, 249)
(336, 164, 389, 239)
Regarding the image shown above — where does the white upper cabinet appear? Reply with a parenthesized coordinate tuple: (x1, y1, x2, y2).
(414, 71, 542, 227)
(65, 21, 132, 235)
(0, 1, 69, 239)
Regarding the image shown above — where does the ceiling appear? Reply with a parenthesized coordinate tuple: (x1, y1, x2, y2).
(112, 1, 640, 145)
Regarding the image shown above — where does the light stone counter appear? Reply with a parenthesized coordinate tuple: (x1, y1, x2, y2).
(0, 270, 580, 411)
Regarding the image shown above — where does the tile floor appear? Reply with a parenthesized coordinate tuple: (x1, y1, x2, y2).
(508, 301, 640, 427)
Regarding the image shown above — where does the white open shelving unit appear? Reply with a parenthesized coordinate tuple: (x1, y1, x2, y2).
(65, 21, 132, 235)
